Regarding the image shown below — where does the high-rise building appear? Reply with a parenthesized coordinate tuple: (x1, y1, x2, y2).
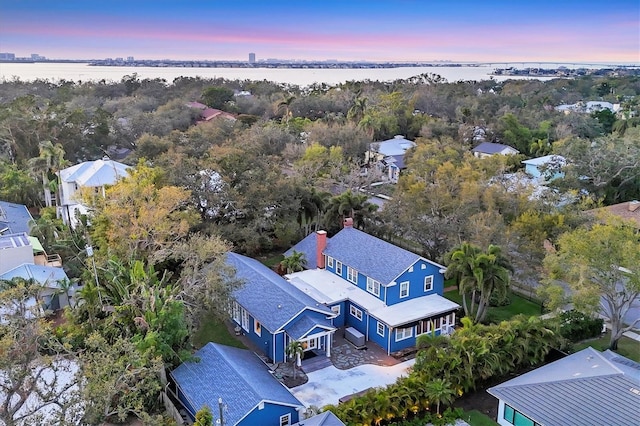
(0, 53, 16, 60)
(248, 52, 256, 63)
(127, 56, 134, 62)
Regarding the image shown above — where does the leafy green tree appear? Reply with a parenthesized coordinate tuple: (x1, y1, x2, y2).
(0, 277, 82, 426)
(542, 215, 640, 349)
(195, 405, 214, 426)
(201, 86, 234, 110)
(0, 161, 41, 206)
(80, 332, 164, 424)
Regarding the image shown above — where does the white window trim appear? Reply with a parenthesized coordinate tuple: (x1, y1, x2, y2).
(366, 277, 380, 297)
(336, 261, 343, 275)
(395, 326, 413, 341)
(424, 275, 434, 292)
(350, 305, 363, 321)
(331, 305, 340, 315)
(280, 413, 291, 426)
(377, 321, 385, 337)
(347, 266, 358, 283)
(241, 308, 249, 331)
(232, 301, 240, 323)
(399, 281, 409, 298)
(327, 256, 334, 268)
(254, 320, 261, 336)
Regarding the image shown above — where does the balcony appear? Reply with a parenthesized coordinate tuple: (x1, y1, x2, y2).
(34, 252, 63, 268)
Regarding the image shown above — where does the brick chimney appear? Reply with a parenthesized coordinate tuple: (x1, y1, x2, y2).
(316, 230, 327, 269)
(343, 217, 353, 228)
(629, 200, 640, 212)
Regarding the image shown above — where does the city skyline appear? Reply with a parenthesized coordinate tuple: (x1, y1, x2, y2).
(1, 0, 638, 63)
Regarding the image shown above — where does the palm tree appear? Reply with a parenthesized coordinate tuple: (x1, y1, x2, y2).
(445, 243, 512, 323)
(474, 245, 513, 323)
(280, 250, 307, 274)
(27, 140, 68, 208)
(444, 242, 481, 318)
(286, 340, 304, 379)
(324, 190, 378, 231)
(424, 378, 456, 415)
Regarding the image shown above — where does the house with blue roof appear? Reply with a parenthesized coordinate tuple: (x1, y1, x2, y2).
(0, 200, 34, 235)
(488, 347, 640, 426)
(471, 142, 519, 158)
(226, 252, 337, 364)
(284, 221, 459, 355)
(170, 342, 305, 425)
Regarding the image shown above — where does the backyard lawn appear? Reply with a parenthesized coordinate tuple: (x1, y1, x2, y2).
(572, 331, 640, 362)
(463, 410, 499, 426)
(444, 290, 543, 323)
(192, 316, 247, 350)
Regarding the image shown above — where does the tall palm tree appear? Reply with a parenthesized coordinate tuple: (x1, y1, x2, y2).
(27, 140, 69, 208)
(474, 245, 513, 323)
(445, 243, 512, 323)
(324, 190, 378, 231)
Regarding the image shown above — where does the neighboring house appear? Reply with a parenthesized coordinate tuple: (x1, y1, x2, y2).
(555, 101, 619, 114)
(186, 101, 236, 123)
(367, 135, 416, 183)
(226, 253, 338, 363)
(58, 157, 130, 227)
(0, 200, 34, 235)
(0, 262, 72, 311)
(522, 155, 566, 182)
(471, 142, 519, 158)
(170, 342, 305, 425)
(284, 220, 460, 356)
(0, 232, 72, 311)
(487, 347, 640, 426)
(293, 411, 345, 426)
(587, 200, 640, 229)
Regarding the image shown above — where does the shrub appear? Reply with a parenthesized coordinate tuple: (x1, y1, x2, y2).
(558, 310, 604, 342)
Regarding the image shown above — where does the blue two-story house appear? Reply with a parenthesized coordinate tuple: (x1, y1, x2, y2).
(170, 342, 305, 425)
(284, 221, 460, 355)
(226, 252, 337, 364)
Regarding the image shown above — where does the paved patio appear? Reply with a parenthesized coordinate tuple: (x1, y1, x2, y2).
(225, 321, 407, 387)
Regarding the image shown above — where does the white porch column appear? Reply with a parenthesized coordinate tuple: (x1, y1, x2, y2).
(325, 332, 332, 357)
(296, 352, 301, 367)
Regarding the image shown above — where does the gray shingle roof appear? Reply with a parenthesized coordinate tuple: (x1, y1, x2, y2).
(323, 227, 435, 284)
(487, 347, 640, 426)
(285, 232, 324, 269)
(293, 411, 345, 426)
(171, 343, 303, 425)
(284, 314, 331, 340)
(226, 253, 333, 332)
(0, 201, 33, 235)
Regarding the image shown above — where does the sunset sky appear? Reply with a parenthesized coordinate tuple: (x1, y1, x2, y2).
(1, 0, 638, 63)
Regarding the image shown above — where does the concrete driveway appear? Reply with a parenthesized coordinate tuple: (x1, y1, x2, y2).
(291, 358, 415, 408)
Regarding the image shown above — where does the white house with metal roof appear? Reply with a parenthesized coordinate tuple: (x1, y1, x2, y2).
(226, 253, 337, 364)
(488, 347, 640, 426)
(57, 157, 130, 227)
(170, 342, 305, 425)
(285, 221, 459, 355)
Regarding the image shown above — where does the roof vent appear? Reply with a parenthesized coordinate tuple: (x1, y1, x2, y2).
(277, 304, 282, 309)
